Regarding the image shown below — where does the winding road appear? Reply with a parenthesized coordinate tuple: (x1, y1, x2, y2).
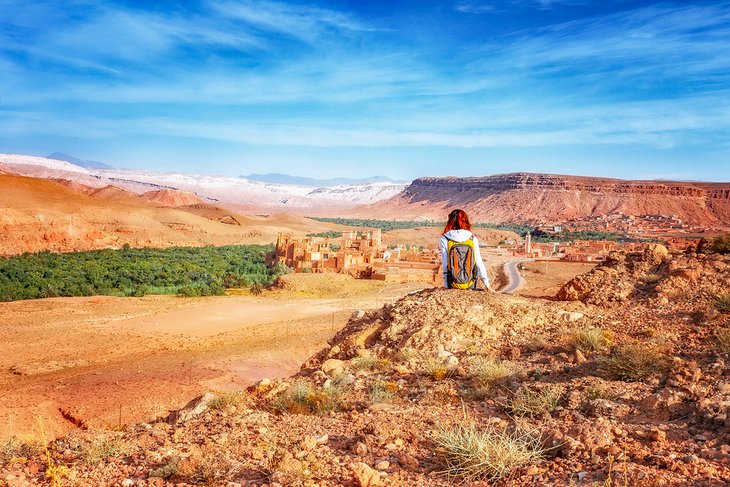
(499, 258, 534, 294)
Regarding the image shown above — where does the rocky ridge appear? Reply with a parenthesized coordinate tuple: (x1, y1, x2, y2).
(2, 248, 730, 486)
(357, 173, 730, 228)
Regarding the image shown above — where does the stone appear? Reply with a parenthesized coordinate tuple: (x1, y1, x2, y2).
(352, 310, 366, 319)
(353, 441, 368, 456)
(351, 462, 381, 486)
(574, 349, 587, 363)
(375, 460, 390, 470)
(321, 359, 345, 377)
(445, 355, 459, 367)
(561, 311, 585, 322)
(170, 392, 215, 423)
(302, 435, 318, 451)
(335, 373, 356, 386)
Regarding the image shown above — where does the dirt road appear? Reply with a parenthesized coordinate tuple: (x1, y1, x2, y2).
(0, 278, 426, 441)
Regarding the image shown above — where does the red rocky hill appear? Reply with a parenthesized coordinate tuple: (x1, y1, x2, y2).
(356, 173, 730, 228)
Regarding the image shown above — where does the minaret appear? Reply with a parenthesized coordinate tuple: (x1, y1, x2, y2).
(525, 233, 532, 254)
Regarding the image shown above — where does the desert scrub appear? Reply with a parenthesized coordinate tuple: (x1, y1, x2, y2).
(270, 384, 343, 415)
(600, 343, 671, 382)
(712, 293, 730, 314)
(469, 357, 515, 386)
(80, 432, 134, 466)
(208, 391, 243, 410)
(716, 328, 730, 354)
(434, 421, 544, 482)
(1, 437, 38, 465)
(368, 380, 397, 404)
(423, 357, 456, 381)
(507, 385, 563, 417)
(177, 443, 242, 484)
(351, 355, 390, 372)
(568, 326, 612, 352)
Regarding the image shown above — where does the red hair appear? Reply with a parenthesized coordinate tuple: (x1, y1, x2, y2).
(443, 209, 472, 234)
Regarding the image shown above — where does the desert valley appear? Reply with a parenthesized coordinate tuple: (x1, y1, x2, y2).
(1, 152, 730, 486)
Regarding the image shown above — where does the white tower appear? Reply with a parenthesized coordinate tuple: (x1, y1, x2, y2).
(525, 233, 532, 254)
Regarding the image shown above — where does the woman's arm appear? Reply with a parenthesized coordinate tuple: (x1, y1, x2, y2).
(439, 236, 449, 288)
(472, 236, 492, 290)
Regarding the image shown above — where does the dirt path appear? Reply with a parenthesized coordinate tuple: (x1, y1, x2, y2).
(0, 279, 426, 441)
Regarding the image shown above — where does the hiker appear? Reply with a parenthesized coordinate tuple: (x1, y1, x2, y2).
(440, 209, 492, 291)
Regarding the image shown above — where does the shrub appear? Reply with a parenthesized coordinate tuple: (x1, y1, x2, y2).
(709, 234, 730, 254)
(434, 421, 544, 482)
(270, 384, 342, 415)
(569, 326, 612, 353)
(712, 293, 730, 314)
(250, 281, 264, 296)
(469, 357, 515, 386)
(507, 385, 563, 417)
(600, 343, 671, 382)
(641, 273, 662, 284)
(351, 356, 390, 372)
(1, 437, 39, 465)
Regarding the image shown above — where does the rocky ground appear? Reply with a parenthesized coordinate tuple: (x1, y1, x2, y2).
(2, 246, 730, 486)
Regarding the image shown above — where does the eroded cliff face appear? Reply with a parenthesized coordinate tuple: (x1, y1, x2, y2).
(357, 173, 730, 227)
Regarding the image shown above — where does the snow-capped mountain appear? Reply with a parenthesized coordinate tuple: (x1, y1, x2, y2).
(0, 154, 408, 214)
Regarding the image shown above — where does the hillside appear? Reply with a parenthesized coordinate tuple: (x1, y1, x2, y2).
(356, 173, 730, 229)
(3, 245, 729, 485)
(140, 188, 207, 207)
(0, 174, 343, 256)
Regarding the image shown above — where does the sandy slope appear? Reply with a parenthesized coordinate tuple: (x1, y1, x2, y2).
(0, 276, 427, 441)
(0, 174, 343, 255)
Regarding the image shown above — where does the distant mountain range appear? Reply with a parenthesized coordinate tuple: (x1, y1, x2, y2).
(242, 173, 402, 187)
(48, 152, 114, 169)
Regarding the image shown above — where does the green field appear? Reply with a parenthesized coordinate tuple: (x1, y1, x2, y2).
(0, 244, 286, 302)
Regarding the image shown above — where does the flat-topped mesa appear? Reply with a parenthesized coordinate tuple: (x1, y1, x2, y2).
(408, 173, 730, 199)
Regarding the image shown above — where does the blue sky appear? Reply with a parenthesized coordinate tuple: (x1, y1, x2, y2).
(1, 0, 729, 181)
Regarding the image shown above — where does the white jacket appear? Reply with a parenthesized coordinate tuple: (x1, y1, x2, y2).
(439, 229, 490, 289)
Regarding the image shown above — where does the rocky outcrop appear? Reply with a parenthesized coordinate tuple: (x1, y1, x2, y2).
(357, 173, 730, 227)
(558, 244, 730, 306)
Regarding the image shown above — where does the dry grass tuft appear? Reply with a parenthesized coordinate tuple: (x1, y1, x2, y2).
(434, 421, 544, 482)
(81, 432, 134, 466)
(423, 357, 456, 381)
(469, 357, 515, 386)
(270, 384, 343, 415)
(569, 326, 612, 353)
(208, 391, 243, 411)
(507, 385, 563, 417)
(713, 293, 730, 314)
(600, 343, 671, 382)
(716, 328, 730, 354)
(368, 380, 397, 404)
(351, 356, 391, 372)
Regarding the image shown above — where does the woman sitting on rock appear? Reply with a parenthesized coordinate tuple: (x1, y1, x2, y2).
(440, 209, 492, 291)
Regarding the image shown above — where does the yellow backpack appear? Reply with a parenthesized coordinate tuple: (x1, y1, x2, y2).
(446, 236, 477, 289)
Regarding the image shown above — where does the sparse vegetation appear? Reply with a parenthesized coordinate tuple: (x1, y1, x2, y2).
(0, 244, 282, 301)
(712, 293, 730, 313)
(270, 384, 343, 415)
(434, 421, 544, 482)
(350, 355, 390, 372)
(716, 328, 730, 354)
(177, 443, 242, 485)
(709, 233, 730, 254)
(507, 385, 563, 417)
(641, 273, 663, 284)
(208, 392, 243, 411)
(423, 357, 455, 381)
(469, 357, 515, 386)
(1, 437, 38, 465)
(569, 326, 612, 352)
(600, 343, 671, 382)
(368, 380, 397, 404)
(80, 432, 133, 466)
